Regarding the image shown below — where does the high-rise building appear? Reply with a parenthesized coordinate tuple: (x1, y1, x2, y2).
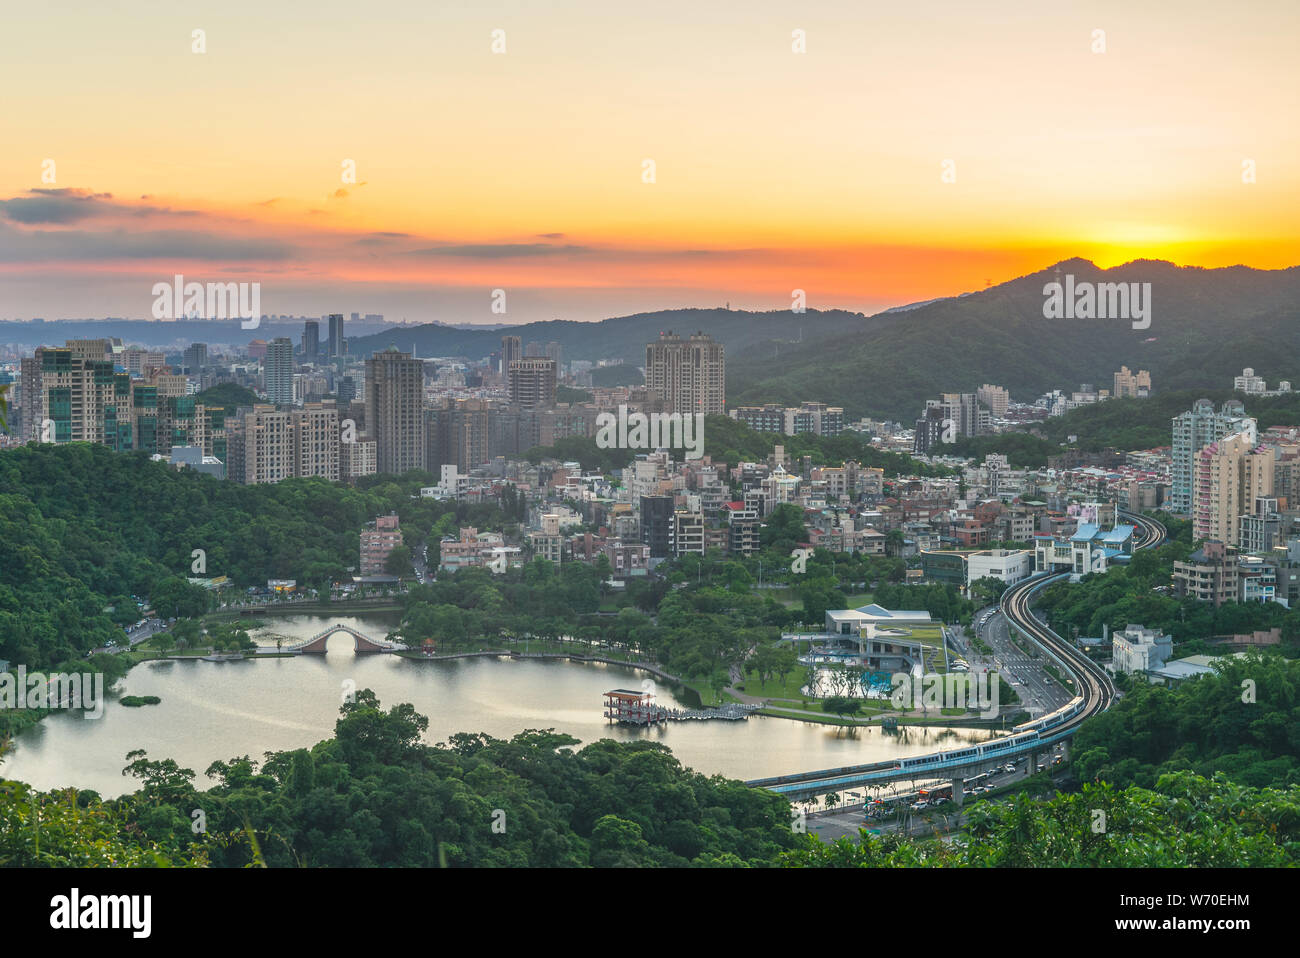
(507, 358, 557, 408)
(225, 402, 339, 484)
(264, 337, 295, 406)
(326, 314, 345, 358)
(426, 399, 491, 473)
(365, 347, 425, 475)
(1171, 399, 1255, 514)
(1192, 432, 1273, 547)
(640, 495, 674, 558)
(545, 341, 564, 369)
(645, 330, 725, 415)
(500, 335, 522, 375)
(123, 349, 167, 377)
(182, 343, 208, 374)
(19, 345, 224, 458)
(337, 375, 357, 404)
(976, 384, 1010, 417)
(1113, 367, 1151, 399)
(302, 320, 319, 363)
(341, 437, 377, 483)
(913, 393, 989, 453)
(912, 405, 947, 454)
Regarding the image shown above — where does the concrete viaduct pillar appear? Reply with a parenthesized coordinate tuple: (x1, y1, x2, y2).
(950, 776, 964, 809)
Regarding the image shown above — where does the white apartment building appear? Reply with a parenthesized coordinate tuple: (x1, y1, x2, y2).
(1112, 624, 1173, 674)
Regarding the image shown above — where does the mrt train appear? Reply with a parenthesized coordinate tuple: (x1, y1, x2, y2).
(892, 696, 1085, 773)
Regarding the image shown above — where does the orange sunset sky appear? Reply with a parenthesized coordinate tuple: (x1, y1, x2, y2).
(1, 0, 1297, 323)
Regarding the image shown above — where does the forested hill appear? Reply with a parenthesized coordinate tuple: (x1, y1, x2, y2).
(727, 259, 1300, 420)
(346, 307, 872, 365)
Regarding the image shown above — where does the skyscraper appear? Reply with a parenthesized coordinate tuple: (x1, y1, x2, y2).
(1171, 399, 1256, 514)
(302, 320, 319, 363)
(645, 330, 725, 415)
(365, 347, 425, 475)
(265, 337, 296, 406)
(500, 335, 522, 375)
(326, 313, 345, 358)
(507, 358, 557, 408)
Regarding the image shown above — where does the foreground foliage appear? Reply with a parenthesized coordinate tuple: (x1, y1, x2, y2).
(783, 772, 1300, 867)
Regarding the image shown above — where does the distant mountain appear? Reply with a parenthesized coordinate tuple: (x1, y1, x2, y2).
(346, 307, 872, 366)
(0, 317, 395, 350)
(726, 259, 1300, 420)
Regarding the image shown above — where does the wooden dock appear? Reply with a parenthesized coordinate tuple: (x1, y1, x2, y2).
(604, 689, 761, 725)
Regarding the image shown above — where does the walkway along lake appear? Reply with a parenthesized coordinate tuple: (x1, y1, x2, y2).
(4, 614, 1005, 796)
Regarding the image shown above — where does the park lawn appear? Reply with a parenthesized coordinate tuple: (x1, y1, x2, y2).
(839, 593, 874, 607)
(734, 670, 810, 699)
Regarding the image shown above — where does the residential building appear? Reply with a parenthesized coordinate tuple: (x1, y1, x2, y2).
(645, 330, 725, 415)
(1172, 540, 1239, 606)
(182, 343, 208, 374)
(341, 437, 377, 482)
(976, 384, 1010, 417)
(365, 347, 425, 475)
(1239, 497, 1284, 554)
(507, 358, 557, 408)
(640, 495, 674, 559)
(225, 402, 339, 484)
(360, 514, 403, 575)
(1112, 367, 1151, 399)
(1112, 624, 1173, 674)
(264, 337, 295, 406)
(672, 510, 705, 557)
(1170, 399, 1255, 514)
(1192, 432, 1273, 547)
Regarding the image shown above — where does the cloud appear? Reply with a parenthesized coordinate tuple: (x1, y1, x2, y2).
(404, 243, 593, 258)
(0, 188, 115, 224)
(0, 220, 293, 263)
(354, 231, 412, 246)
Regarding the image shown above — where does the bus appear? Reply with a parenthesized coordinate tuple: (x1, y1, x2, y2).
(918, 783, 953, 803)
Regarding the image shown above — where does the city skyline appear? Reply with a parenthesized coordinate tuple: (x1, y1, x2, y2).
(2, 1, 1298, 322)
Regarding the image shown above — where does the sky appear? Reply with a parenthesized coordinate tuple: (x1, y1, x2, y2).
(1, 0, 1297, 324)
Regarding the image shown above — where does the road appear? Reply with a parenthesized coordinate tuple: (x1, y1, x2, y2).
(90, 616, 168, 655)
(982, 610, 1073, 718)
(807, 745, 1070, 843)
